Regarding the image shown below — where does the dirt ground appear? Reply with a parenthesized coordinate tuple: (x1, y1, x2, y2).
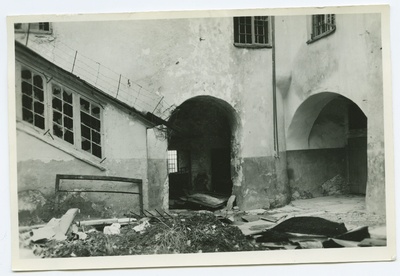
(277, 195, 386, 229)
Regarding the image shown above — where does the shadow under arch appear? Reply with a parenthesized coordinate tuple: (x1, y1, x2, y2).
(167, 95, 241, 203)
(286, 92, 368, 196)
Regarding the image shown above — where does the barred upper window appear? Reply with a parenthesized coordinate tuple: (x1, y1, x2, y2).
(308, 14, 336, 43)
(167, 150, 178, 173)
(14, 22, 52, 34)
(233, 16, 271, 48)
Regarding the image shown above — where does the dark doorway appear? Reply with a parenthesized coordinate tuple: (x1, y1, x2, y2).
(348, 137, 368, 194)
(167, 96, 236, 204)
(211, 148, 231, 194)
(347, 103, 368, 194)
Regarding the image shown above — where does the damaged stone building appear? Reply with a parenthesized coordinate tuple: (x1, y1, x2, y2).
(13, 12, 385, 224)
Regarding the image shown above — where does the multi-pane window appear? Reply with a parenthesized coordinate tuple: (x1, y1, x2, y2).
(233, 16, 270, 46)
(167, 150, 178, 173)
(14, 22, 52, 34)
(80, 98, 102, 158)
(310, 14, 336, 40)
(52, 84, 74, 145)
(21, 68, 45, 130)
(18, 66, 103, 160)
(38, 22, 50, 31)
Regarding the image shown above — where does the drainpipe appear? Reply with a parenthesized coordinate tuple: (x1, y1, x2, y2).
(25, 23, 31, 47)
(271, 16, 280, 158)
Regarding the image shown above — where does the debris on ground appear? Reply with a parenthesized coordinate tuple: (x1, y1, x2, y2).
(179, 192, 229, 209)
(22, 211, 260, 258)
(103, 223, 121, 235)
(30, 208, 79, 242)
(19, 195, 387, 258)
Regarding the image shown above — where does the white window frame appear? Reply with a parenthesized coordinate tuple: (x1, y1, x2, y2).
(16, 60, 105, 165)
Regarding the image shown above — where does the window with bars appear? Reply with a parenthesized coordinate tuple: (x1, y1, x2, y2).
(233, 16, 271, 47)
(18, 66, 103, 160)
(21, 68, 45, 130)
(167, 150, 178, 173)
(14, 22, 52, 34)
(309, 14, 336, 43)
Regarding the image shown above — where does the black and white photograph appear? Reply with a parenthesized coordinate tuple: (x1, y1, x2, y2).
(4, 2, 397, 273)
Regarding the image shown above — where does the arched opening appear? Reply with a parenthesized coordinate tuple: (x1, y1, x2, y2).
(167, 96, 239, 207)
(286, 93, 367, 199)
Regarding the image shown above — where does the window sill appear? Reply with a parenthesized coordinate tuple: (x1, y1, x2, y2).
(306, 27, 336, 44)
(16, 121, 106, 171)
(233, 43, 272, 49)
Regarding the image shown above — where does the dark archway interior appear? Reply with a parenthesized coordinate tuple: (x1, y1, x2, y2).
(287, 93, 368, 199)
(308, 96, 368, 195)
(167, 96, 235, 202)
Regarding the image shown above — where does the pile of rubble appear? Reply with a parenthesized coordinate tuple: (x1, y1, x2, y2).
(19, 194, 387, 258)
(215, 206, 386, 250)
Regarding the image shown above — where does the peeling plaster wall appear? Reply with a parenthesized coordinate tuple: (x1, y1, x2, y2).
(16, 97, 150, 222)
(15, 16, 293, 211)
(287, 148, 347, 199)
(15, 14, 384, 214)
(279, 14, 384, 213)
(146, 128, 168, 210)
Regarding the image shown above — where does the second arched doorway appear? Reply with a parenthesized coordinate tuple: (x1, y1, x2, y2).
(286, 92, 368, 198)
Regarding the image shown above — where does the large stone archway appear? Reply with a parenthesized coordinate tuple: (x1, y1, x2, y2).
(167, 96, 240, 201)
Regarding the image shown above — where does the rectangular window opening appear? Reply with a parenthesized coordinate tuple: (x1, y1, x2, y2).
(310, 14, 336, 42)
(21, 68, 45, 130)
(19, 66, 104, 161)
(167, 150, 178, 173)
(52, 84, 74, 145)
(234, 16, 271, 48)
(80, 98, 102, 158)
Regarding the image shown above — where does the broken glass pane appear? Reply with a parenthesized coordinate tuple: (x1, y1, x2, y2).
(91, 117, 101, 132)
(33, 75, 43, 88)
(22, 108, 33, 123)
(22, 82, 32, 95)
(81, 124, 90, 139)
(53, 111, 62, 125)
(80, 98, 90, 113)
(34, 87, 44, 101)
(63, 90, 73, 104)
(35, 115, 45, 129)
(91, 130, 101, 144)
(52, 97, 62, 112)
(22, 95, 32, 109)
(63, 103, 73, 117)
(21, 69, 31, 80)
(34, 102, 44, 115)
(64, 116, 73, 130)
(64, 130, 74, 144)
(81, 112, 91, 127)
(53, 124, 63, 138)
(53, 85, 62, 98)
(81, 138, 91, 151)
(91, 106, 100, 119)
(92, 143, 102, 158)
